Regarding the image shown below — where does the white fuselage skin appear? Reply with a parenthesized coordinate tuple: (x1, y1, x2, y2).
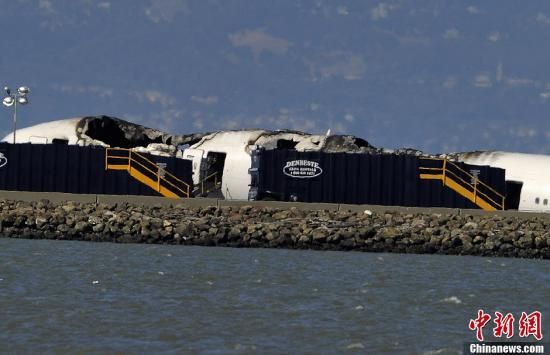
(181, 130, 266, 200)
(2, 118, 82, 144)
(179, 130, 328, 200)
(3, 119, 550, 211)
(456, 151, 550, 212)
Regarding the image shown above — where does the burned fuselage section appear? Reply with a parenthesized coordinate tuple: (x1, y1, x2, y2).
(5, 115, 439, 200)
(76, 115, 210, 150)
(4, 115, 549, 211)
(182, 129, 391, 199)
(3, 115, 441, 201)
(33, 116, 389, 199)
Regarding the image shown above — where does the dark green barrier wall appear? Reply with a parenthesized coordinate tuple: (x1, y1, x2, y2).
(252, 150, 507, 209)
(0, 143, 192, 196)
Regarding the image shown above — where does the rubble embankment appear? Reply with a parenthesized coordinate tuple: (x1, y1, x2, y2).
(0, 199, 548, 259)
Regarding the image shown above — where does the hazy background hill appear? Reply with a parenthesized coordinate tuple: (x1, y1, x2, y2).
(1, 0, 549, 153)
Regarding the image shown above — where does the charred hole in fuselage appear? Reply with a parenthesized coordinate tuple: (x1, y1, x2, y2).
(353, 137, 371, 148)
(276, 139, 298, 150)
(505, 180, 523, 210)
(324, 135, 375, 151)
(197, 151, 226, 197)
(84, 117, 128, 147)
(80, 116, 165, 148)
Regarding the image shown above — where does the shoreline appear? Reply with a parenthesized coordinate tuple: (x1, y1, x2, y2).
(0, 197, 548, 259)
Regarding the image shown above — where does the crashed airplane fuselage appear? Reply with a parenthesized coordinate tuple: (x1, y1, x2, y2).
(3, 115, 550, 212)
(1, 116, 378, 200)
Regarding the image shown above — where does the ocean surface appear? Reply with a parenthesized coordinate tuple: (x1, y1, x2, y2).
(0, 238, 548, 354)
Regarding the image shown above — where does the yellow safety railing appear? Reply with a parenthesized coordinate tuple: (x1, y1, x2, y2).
(419, 158, 505, 211)
(105, 148, 190, 198)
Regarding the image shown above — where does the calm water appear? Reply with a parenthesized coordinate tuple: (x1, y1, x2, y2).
(0, 238, 548, 354)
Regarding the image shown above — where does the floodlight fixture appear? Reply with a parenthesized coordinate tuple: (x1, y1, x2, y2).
(2, 97, 14, 107)
(17, 86, 29, 95)
(2, 85, 30, 143)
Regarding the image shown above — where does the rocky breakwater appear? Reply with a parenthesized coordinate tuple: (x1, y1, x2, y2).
(0, 199, 548, 259)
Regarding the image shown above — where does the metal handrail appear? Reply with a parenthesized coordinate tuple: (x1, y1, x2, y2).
(105, 148, 190, 198)
(443, 166, 503, 208)
(419, 157, 505, 210)
(419, 157, 502, 196)
(446, 159, 503, 197)
(200, 171, 220, 195)
(446, 160, 505, 208)
(129, 157, 187, 195)
(131, 151, 186, 183)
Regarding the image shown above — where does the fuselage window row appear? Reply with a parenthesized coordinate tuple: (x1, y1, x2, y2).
(534, 197, 549, 205)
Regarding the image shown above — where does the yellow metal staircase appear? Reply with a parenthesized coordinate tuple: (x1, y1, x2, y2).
(105, 148, 190, 198)
(419, 158, 505, 211)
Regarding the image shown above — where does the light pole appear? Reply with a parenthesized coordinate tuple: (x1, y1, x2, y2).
(2, 86, 30, 144)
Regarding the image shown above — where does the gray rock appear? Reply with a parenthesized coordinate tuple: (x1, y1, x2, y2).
(499, 243, 514, 252)
(534, 236, 546, 248)
(459, 235, 472, 245)
(175, 223, 191, 236)
(74, 221, 90, 233)
(35, 216, 48, 228)
(473, 235, 484, 244)
(451, 228, 463, 238)
(140, 227, 151, 237)
(92, 223, 105, 233)
(463, 222, 478, 230)
(61, 205, 76, 213)
(57, 224, 70, 233)
(517, 236, 534, 249)
(88, 215, 102, 225)
(312, 228, 328, 241)
(265, 232, 277, 241)
(0, 198, 545, 259)
(228, 227, 241, 239)
(484, 241, 497, 250)
(378, 227, 400, 239)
